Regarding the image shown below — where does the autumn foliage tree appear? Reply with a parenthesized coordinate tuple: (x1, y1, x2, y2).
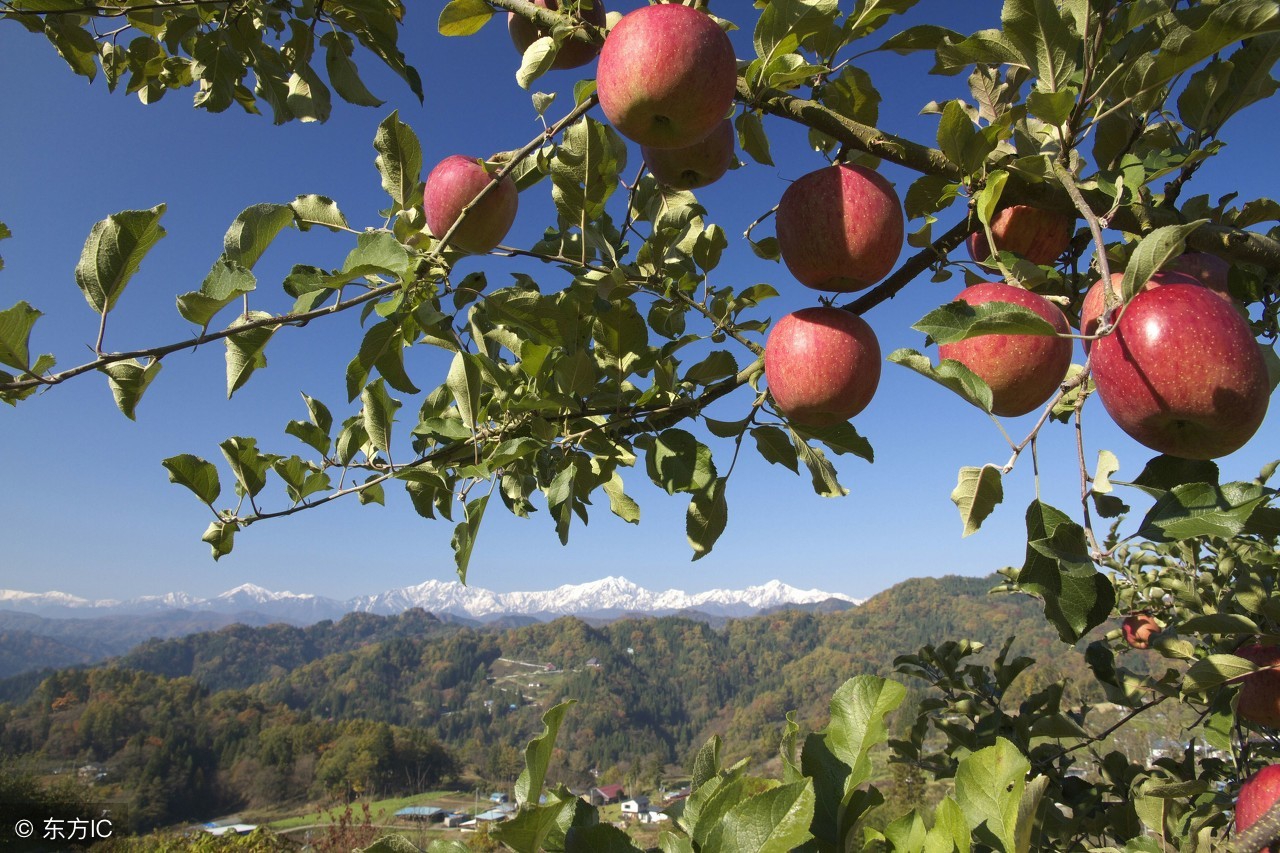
(3, 0, 1280, 850)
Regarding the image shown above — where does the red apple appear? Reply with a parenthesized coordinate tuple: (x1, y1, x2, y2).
(1121, 613, 1160, 650)
(1237, 645, 1280, 729)
(966, 205, 1075, 266)
(423, 155, 518, 255)
(597, 4, 737, 149)
(1079, 270, 1203, 352)
(1169, 251, 1232, 293)
(508, 0, 607, 71)
(775, 163, 904, 292)
(1237, 764, 1280, 853)
(936, 282, 1073, 417)
(765, 307, 881, 427)
(1091, 283, 1269, 460)
(642, 119, 734, 190)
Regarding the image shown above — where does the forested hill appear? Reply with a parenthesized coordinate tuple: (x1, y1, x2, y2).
(0, 575, 1105, 830)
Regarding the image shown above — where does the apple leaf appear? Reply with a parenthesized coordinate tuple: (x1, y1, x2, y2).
(888, 348, 994, 413)
(1119, 220, 1209, 302)
(162, 453, 222, 506)
(788, 429, 848, 498)
(373, 111, 423, 215)
(219, 436, 277, 500)
(222, 202, 294, 270)
(753, 426, 800, 473)
(912, 300, 1060, 345)
(290, 194, 349, 232)
(225, 311, 277, 398)
(450, 494, 489, 584)
(515, 699, 576, 808)
(1136, 480, 1274, 542)
(0, 301, 42, 372)
(952, 464, 1004, 537)
(99, 358, 163, 420)
(360, 378, 400, 456)
(955, 739, 1028, 853)
(974, 170, 1009, 227)
(715, 779, 815, 853)
(176, 257, 257, 330)
(516, 35, 558, 90)
(602, 473, 641, 524)
(736, 111, 775, 166)
(323, 31, 385, 108)
(1181, 653, 1256, 695)
(1001, 0, 1077, 93)
(687, 477, 728, 561)
(794, 421, 874, 462)
(438, 0, 493, 37)
(74, 204, 167, 316)
(641, 429, 717, 495)
(1014, 500, 1115, 643)
(201, 520, 236, 561)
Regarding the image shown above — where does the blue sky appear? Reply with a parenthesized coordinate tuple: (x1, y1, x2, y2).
(1, 2, 1277, 603)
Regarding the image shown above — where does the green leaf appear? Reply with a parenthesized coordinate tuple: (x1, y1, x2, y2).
(290, 194, 349, 232)
(177, 258, 256, 330)
(374, 110, 423, 214)
(99, 358, 162, 420)
(44, 16, 97, 79)
(687, 477, 728, 561)
(823, 675, 906, 794)
(219, 436, 275, 499)
(438, 0, 494, 36)
(937, 99, 978, 172)
(789, 429, 848, 498)
(74, 205, 167, 315)
(1182, 653, 1255, 694)
(928, 797, 971, 853)
(955, 738, 1028, 853)
(223, 203, 294, 270)
(753, 0, 839, 64)
(347, 318, 420, 400)
(517, 36, 558, 89)
(201, 520, 236, 560)
(736, 111, 775, 166)
(360, 378, 400, 455)
(0, 301, 42, 371)
(717, 779, 816, 853)
(162, 454, 221, 505)
(952, 464, 1004, 537)
(225, 311, 277, 397)
(1120, 221, 1208, 302)
(888, 348, 994, 413)
(753, 426, 799, 474)
(974, 172, 1010, 230)
(272, 456, 331, 503)
(564, 825, 644, 853)
(358, 836, 432, 853)
(913, 299, 1060, 345)
(602, 473, 641, 524)
(1014, 500, 1115, 642)
(515, 699, 577, 807)
(323, 31, 385, 107)
(1001, 0, 1077, 92)
(642, 429, 716, 495)
(447, 351, 483, 428)
(1179, 613, 1260, 635)
(286, 66, 332, 123)
(1137, 481, 1272, 542)
(451, 494, 489, 584)
(793, 421, 874, 462)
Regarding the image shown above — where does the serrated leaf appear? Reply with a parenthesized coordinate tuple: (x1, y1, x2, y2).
(517, 36, 558, 89)
(1093, 450, 1120, 494)
(447, 351, 483, 428)
(219, 436, 275, 499)
(913, 299, 1060, 345)
(1015, 500, 1115, 642)
(1002, 0, 1077, 92)
(0, 301, 42, 371)
(716, 779, 815, 853)
(888, 348, 994, 412)
(438, 0, 493, 36)
(736, 111, 774, 166)
(177, 258, 256, 329)
(74, 205, 167, 315)
(99, 358, 162, 420)
(789, 429, 848, 497)
(451, 494, 489, 584)
(564, 825, 644, 853)
(286, 66, 332, 123)
(793, 421, 874, 462)
(324, 31, 384, 107)
(223, 203, 294, 270)
(1137, 481, 1272, 542)
(1120, 221, 1208, 302)
(374, 110, 423, 214)
(974, 171, 1009, 228)
(955, 738, 1028, 853)
(201, 520, 236, 560)
(360, 378, 400, 455)
(1182, 653, 1255, 694)
(290, 195, 349, 232)
(687, 477, 728, 561)
(162, 454, 221, 505)
(643, 429, 716, 495)
(753, 425, 799, 473)
(225, 311, 277, 397)
(603, 473, 640, 524)
(515, 699, 576, 807)
(952, 464, 1004, 537)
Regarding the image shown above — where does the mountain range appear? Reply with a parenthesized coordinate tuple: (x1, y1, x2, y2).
(0, 576, 857, 624)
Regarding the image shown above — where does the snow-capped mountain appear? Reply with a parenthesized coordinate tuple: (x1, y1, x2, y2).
(0, 576, 858, 624)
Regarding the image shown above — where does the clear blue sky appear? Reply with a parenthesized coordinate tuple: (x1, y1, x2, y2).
(1, 3, 1277, 603)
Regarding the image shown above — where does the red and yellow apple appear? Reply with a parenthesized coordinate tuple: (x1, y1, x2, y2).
(1237, 644, 1280, 729)
(967, 205, 1074, 266)
(1121, 613, 1160, 650)
(423, 155, 519, 255)
(1078, 270, 1204, 351)
(642, 119, 734, 190)
(597, 4, 737, 149)
(936, 282, 1073, 417)
(775, 163, 904, 292)
(1237, 764, 1280, 853)
(508, 0, 607, 71)
(1090, 282, 1269, 460)
(765, 307, 881, 427)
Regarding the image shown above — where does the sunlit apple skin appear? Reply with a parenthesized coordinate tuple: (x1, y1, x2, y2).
(1237, 764, 1280, 853)
(1079, 270, 1204, 351)
(1091, 283, 1269, 460)
(765, 307, 881, 427)
(775, 163, 904, 293)
(1121, 613, 1160, 650)
(1237, 645, 1280, 729)
(508, 0, 607, 70)
(641, 119, 734, 190)
(423, 156, 518, 255)
(937, 282, 1073, 417)
(966, 205, 1075, 265)
(597, 4, 737, 149)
